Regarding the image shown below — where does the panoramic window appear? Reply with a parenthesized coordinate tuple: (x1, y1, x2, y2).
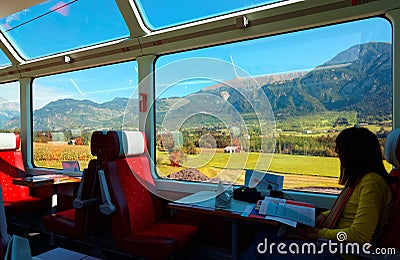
(135, 0, 286, 30)
(0, 82, 20, 132)
(155, 18, 392, 193)
(32, 61, 138, 170)
(0, 49, 11, 67)
(0, 0, 129, 59)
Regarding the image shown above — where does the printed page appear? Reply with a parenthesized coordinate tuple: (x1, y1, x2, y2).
(258, 201, 315, 227)
(263, 197, 286, 204)
(265, 216, 297, 227)
(282, 204, 315, 227)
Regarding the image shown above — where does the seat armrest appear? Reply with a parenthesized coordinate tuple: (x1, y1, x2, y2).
(73, 197, 98, 209)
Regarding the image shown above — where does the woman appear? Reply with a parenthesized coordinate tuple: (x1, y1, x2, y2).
(308, 127, 393, 245)
(242, 127, 393, 259)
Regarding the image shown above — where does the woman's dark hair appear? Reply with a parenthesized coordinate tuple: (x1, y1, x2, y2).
(336, 127, 392, 186)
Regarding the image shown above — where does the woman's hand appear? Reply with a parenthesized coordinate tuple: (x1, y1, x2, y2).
(295, 225, 320, 239)
(315, 213, 326, 228)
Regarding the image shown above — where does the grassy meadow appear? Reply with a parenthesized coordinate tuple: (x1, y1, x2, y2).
(33, 142, 393, 190)
(156, 149, 344, 189)
(157, 149, 393, 189)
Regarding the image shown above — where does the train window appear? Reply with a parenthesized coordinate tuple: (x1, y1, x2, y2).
(155, 17, 392, 193)
(0, 0, 129, 59)
(32, 61, 138, 169)
(135, 0, 284, 30)
(0, 50, 11, 67)
(0, 82, 20, 132)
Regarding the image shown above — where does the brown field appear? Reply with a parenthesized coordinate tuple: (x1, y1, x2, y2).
(33, 143, 387, 193)
(33, 142, 93, 170)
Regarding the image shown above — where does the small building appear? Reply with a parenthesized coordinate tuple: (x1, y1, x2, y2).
(224, 146, 241, 153)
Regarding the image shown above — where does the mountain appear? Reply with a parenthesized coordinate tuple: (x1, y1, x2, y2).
(196, 42, 391, 120)
(32, 98, 138, 131)
(0, 98, 19, 129)
(300, 42, 391, 119)
(0, 42, 392, 131)
(202, 71, 308, 92)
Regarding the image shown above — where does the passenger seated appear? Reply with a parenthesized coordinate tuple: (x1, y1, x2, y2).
(242, 127, 394, 259)
(103, 130, 198, 260)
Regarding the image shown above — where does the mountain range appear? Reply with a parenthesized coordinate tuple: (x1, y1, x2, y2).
(0, 42, 392, 131)
(202, 42, 391, 120)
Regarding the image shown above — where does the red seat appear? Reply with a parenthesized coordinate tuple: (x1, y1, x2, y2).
(42, 131, 109, 239)
(378, 129, 400, 249)
(103, 130, 198, 260)
(0, 188, 10, 260)
(0, 133, 42, 212)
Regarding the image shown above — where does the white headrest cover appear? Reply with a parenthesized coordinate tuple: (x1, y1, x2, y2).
(117, 131, 146, 157)
(0, 133, 17, 150)
(384, 128, 400, 167)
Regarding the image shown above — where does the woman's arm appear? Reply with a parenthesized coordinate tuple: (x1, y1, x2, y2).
(318, 175, 388, 243)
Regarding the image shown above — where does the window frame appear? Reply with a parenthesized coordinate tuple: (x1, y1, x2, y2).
(150, 15, 393, 201)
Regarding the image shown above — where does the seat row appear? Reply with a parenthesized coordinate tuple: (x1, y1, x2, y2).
(42, 130, 198, 260)
(44, 128, 400, 257)
(0, 133, 51, 213)
(4, 127, 400, 258)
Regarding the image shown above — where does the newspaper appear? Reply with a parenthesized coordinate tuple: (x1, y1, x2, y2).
(258, 198, 315, 227)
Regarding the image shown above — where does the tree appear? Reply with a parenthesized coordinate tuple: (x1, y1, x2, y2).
(168, 148, 186, 167)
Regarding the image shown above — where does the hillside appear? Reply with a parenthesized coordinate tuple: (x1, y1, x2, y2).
(32, 98, 138, 131)
(200, 42, 391, 120)
(0, 42, 392, 131)
(0, 99, 19, 129)
(301, 42, 391, 119)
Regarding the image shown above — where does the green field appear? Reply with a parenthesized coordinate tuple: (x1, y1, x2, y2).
(157, 150, 393, 190)
(32, 142, 393, 191)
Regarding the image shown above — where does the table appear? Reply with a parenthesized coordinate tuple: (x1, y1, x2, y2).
(35, 247, 100, 260)
(13, 174, 81, 212)
(12, 174, 81, 187)
(13, 174, 81, 244)
(168, 191, 278, 260)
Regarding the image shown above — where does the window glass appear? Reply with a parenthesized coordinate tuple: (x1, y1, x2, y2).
(0, 50, 11, 67)
(155, 18, 392, 193)
(0, 82, 20, 132)
(135, 0, 285, 29)
(32, 61, 138, 170)
(0, 0, 129, 59)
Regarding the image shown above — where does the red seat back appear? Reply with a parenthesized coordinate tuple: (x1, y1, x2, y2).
(103, 131, 198, 259)
(84, 131, 110, 233)
(42, 131, 109, 238)
(104, 131, 155, 239)
(0, 133, 31, 203)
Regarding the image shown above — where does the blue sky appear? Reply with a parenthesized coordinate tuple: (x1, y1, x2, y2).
(136, 0, 284, 29)
(0, 1, 393, 109)
(156, 17, 392, 97)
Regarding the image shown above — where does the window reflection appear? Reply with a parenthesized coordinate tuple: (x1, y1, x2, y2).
(0, 0, 129, 59)
(155, 18, 392, 193)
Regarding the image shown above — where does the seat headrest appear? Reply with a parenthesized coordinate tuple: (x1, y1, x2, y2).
(90, 131, 108, 157)
(384, 129, 400, 167)
(106, 131, 147, 160)
(0, 133, 20, 150)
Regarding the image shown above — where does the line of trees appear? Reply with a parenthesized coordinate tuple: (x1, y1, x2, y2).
(157, 129, 388, 158)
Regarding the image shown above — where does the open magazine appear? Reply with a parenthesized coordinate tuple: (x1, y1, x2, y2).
(255, 197, 315, 227)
